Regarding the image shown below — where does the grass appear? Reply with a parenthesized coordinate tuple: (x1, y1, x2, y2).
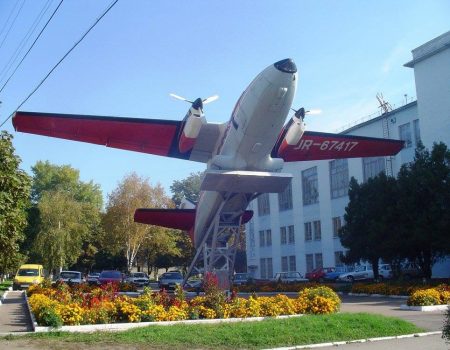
(6, 313, 423, 349)
(0, 280, 12, 296)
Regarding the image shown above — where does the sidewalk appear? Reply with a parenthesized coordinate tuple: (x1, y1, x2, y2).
(0, 291, 33, 333)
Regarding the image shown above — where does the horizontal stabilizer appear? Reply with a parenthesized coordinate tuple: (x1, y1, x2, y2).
(201, 170, 292, 193)
(134, 209, 196, 231)
(134, 208, 254, 230)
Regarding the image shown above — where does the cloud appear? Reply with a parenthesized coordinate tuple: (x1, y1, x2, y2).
(381, 44, 407, 74)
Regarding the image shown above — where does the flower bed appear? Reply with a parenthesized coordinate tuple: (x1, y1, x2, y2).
(235, 281, 337, 293)
(350, 282, 450, 299)
(27, 275, 341, 327)
(407, 285, 450, 306)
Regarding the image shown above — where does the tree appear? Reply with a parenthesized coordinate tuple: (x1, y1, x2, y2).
(396, 142, 450, 279)
(27, 161, 103, 273)
(339, 174, 398, 279)
(0, 131, 31, 277)
(102, 172, 173, 271)
(170, 171, 203, 207)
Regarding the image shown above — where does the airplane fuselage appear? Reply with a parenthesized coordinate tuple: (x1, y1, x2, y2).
(193, 59, 298, 247)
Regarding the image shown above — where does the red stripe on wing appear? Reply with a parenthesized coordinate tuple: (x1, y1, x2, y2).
(277, 131, 404, 162)
(13, 111, 184, 158)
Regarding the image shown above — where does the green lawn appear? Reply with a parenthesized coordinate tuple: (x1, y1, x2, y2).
(13, 313, 423, 349)
(0, 280, 12, 296)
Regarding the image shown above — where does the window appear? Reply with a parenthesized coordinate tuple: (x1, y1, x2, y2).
(288, 225, 295, 244)
(363, 157, 385, 182)
(334, 251, 344, 267)
(315, 253, 323, 269)
(302, 166, 319, 205)
(399, 122, 412, 148)
(259, 230, 265, 247)
(280, 227, 287, 245)
(257, 193, 270, 216)
(260, 258, 267, 278)
(306, 254, 314, 272)
(330, 159, 349, 199)
(313, 220, 321, 241)
(266, 230, 272, 246)
(278, 182, 293, 211)
(289, 255, 296, 271)
(281, 256, 288, 272)
(304, 222, 312, 241)
(332, 217, 342, 238)
(267, 258, 273, 278)
(413, 119, 421, 145)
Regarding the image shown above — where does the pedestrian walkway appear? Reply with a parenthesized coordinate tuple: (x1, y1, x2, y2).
(0, 291, 33, 333)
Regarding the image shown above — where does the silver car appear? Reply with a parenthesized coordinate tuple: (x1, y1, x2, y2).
(58, 271, 83, 284)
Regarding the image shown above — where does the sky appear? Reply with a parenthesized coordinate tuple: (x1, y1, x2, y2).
(0, 0, 449, 203)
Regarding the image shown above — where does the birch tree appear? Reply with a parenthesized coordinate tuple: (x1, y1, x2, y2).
(102, 173, 172, 271)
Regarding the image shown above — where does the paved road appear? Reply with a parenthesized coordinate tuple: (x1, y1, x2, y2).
(0, 291, 33, 333)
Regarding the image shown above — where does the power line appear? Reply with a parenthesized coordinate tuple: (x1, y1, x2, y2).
(0, 0, 120, 129)
(0, 0, 64, 94)
(0, 1, 21, 42)
(0, 0, 26, 51)
(0, 0, 53, 83)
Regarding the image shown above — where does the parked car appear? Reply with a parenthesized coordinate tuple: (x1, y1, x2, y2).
(323, 266, 354, 282)
(57, 271, 83, 284)
(305, 267, 336, 282)
(337, 264, 392, 282)
(125, 272, 150, 287)
(158, 271, 184, 290)
(400, 262, 422, 280)
(87, 272, 100, 285)
(97, 270, 123, 285)
(272, 271, 308, 283)
(13, 264, 45, 290)
(232, 273, 252, 286)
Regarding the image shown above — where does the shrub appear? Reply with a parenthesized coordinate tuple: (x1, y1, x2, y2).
(39, 307, 63, 328)
(407, 288, 441, 306)
(297, 286, 341, 314)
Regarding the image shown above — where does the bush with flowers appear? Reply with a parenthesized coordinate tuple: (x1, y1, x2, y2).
(407, 286, 450, 306)
(27, 276, 342, 327)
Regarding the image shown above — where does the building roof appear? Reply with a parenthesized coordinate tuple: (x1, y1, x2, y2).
(341, 101, 417, 135)
(404, 31, 450, 68)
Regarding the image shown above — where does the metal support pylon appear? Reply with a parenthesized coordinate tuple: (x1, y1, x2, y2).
(183, 206, 243, 287)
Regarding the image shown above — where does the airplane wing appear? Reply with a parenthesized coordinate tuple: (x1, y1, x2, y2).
(273, 131, 404, 162)
(12, 111, 222, 162)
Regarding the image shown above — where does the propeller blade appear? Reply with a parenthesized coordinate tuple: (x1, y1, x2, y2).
(202, 95, 219, 104)
(307, 109, 322, 115)
(169, 93, 193, 103)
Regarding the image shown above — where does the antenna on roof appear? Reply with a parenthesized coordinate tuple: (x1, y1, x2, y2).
(376, 93, 393, 114)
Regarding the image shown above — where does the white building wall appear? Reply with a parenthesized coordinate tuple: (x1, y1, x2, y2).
(245, 32, 450, 279)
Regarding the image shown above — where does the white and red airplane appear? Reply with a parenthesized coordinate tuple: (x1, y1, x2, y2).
(13, 58, 403, 254)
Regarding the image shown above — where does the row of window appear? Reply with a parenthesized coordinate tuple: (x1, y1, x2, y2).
(258, 216, 343, 246)
(259, 250, 344, 278)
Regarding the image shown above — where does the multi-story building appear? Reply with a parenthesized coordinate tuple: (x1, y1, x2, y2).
(245, 31, 450, 279)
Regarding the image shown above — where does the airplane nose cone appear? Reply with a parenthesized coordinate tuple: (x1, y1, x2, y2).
(274, 58, 297, 73)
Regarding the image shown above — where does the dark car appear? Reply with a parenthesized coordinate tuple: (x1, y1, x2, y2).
(97, 270, 123, 285)
(305, 267, 336, 282)
(232, 273, 252, 286)
(158, 271, 183, 290)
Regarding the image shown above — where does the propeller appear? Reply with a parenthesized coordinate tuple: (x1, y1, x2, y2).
(290, 107, 322, 120)
(170, 93, 219, 110)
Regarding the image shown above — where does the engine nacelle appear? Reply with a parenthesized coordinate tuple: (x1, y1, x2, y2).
(178, 107, 206, 153)
(277, 116, 305, 155)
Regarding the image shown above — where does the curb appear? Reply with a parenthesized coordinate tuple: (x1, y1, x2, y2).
(262, 331, 443, 350)
(400, 304, 449, 312)
(23, 291, 37, 331)
(32, 314, 305, 333)
(348, 293, 408, 299)
(0, 290, 11, 305)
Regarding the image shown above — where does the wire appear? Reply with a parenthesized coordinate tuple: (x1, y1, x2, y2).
(0, 0, 120, 129)
(0, 0, 53, 83)
(0, 0, 64, 94)
(0, 1, 20, 42)
(0, 0, 26, 51)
